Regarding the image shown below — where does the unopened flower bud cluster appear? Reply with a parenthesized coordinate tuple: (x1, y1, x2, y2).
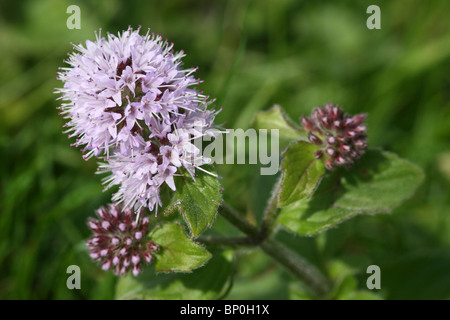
(302, 104, 368, 170)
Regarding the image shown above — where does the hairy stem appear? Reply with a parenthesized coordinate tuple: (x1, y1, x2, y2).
(260, 239, 330, 297)
(259, 179, 281, 239)
(220, 203, 262, 241)
(198, 236, 257, 248)
(219, 203, 330, 298)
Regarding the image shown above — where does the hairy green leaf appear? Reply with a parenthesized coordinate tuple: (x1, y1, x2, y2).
(116, 250, 233, 300)
(151, 223, 211, 272)
(165, 166, 222, 237)
(252, 104, 306, 142)
(277, 149, 425, 235)
(279, 141, 325, 207)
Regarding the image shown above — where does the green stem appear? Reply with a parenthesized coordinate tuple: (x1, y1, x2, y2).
(260, 239, 330, 298)
(219, 203, 330, 298)
(198, 236, 257, 248)
(220, 203, 262, 241)
(259, 179, 281, 239)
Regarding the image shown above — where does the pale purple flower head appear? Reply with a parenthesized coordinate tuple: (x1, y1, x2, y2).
(56, 27, 215, 161)
(86, 204, 159, 276)
(99, 110, 219, 213)
(56, 27, 221, 214)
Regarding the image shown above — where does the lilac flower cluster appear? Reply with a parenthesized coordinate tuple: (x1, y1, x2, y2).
(56, 27, 220, 213)
(87, 204, 159, 276)
(301, 103, 368, 170)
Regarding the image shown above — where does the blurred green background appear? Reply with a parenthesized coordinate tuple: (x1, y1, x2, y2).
(0, 0, 449, 299)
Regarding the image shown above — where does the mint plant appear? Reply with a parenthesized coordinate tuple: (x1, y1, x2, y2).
(55, 28, 424, 299)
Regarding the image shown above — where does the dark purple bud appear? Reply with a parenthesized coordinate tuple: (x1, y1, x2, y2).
(147, 241, 159, 252)
(102, 259, 112, 271)
(100, 248, 110, 257)
(351, 114, 367, 126)
(111, 237, 121, 245)
(96, 207, 108, 220)
(131, 251, 141, 265)
(314, 150, 324, 159)
(308, 132, 323, 145)
(142, 217, 150, 227)
(90, 251, 100, 260)
(101, 221, 112, 231)
(109, 205, 119, 218)
(143, 251, 153, 263)
(88, 220, 101, 232)
(325, 158, 334, 170)
(354, 139, 367, 148)
(330, 106, 341, 121)
(345, 130, 356, 138)
(315, 107, 326, 118)
(132, 265, 142, 276)
(333, 120, 341, 130)
(326, 147, 335, 156)
(118, 223, 127, 232)
(112, 255, 121, 266)
(335, 154, 346, 165)
(320, 116, 331, 129)
(343, 117, 353, 127)
(124, 236, 133, 246)
(91, 236, 109, 246)
(336, 135, 347, 144)
(120, 247, 128, 256)
(301, 117, 315, 131)
(327, 136, 336, 145)
(339, 144, 351, 153)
